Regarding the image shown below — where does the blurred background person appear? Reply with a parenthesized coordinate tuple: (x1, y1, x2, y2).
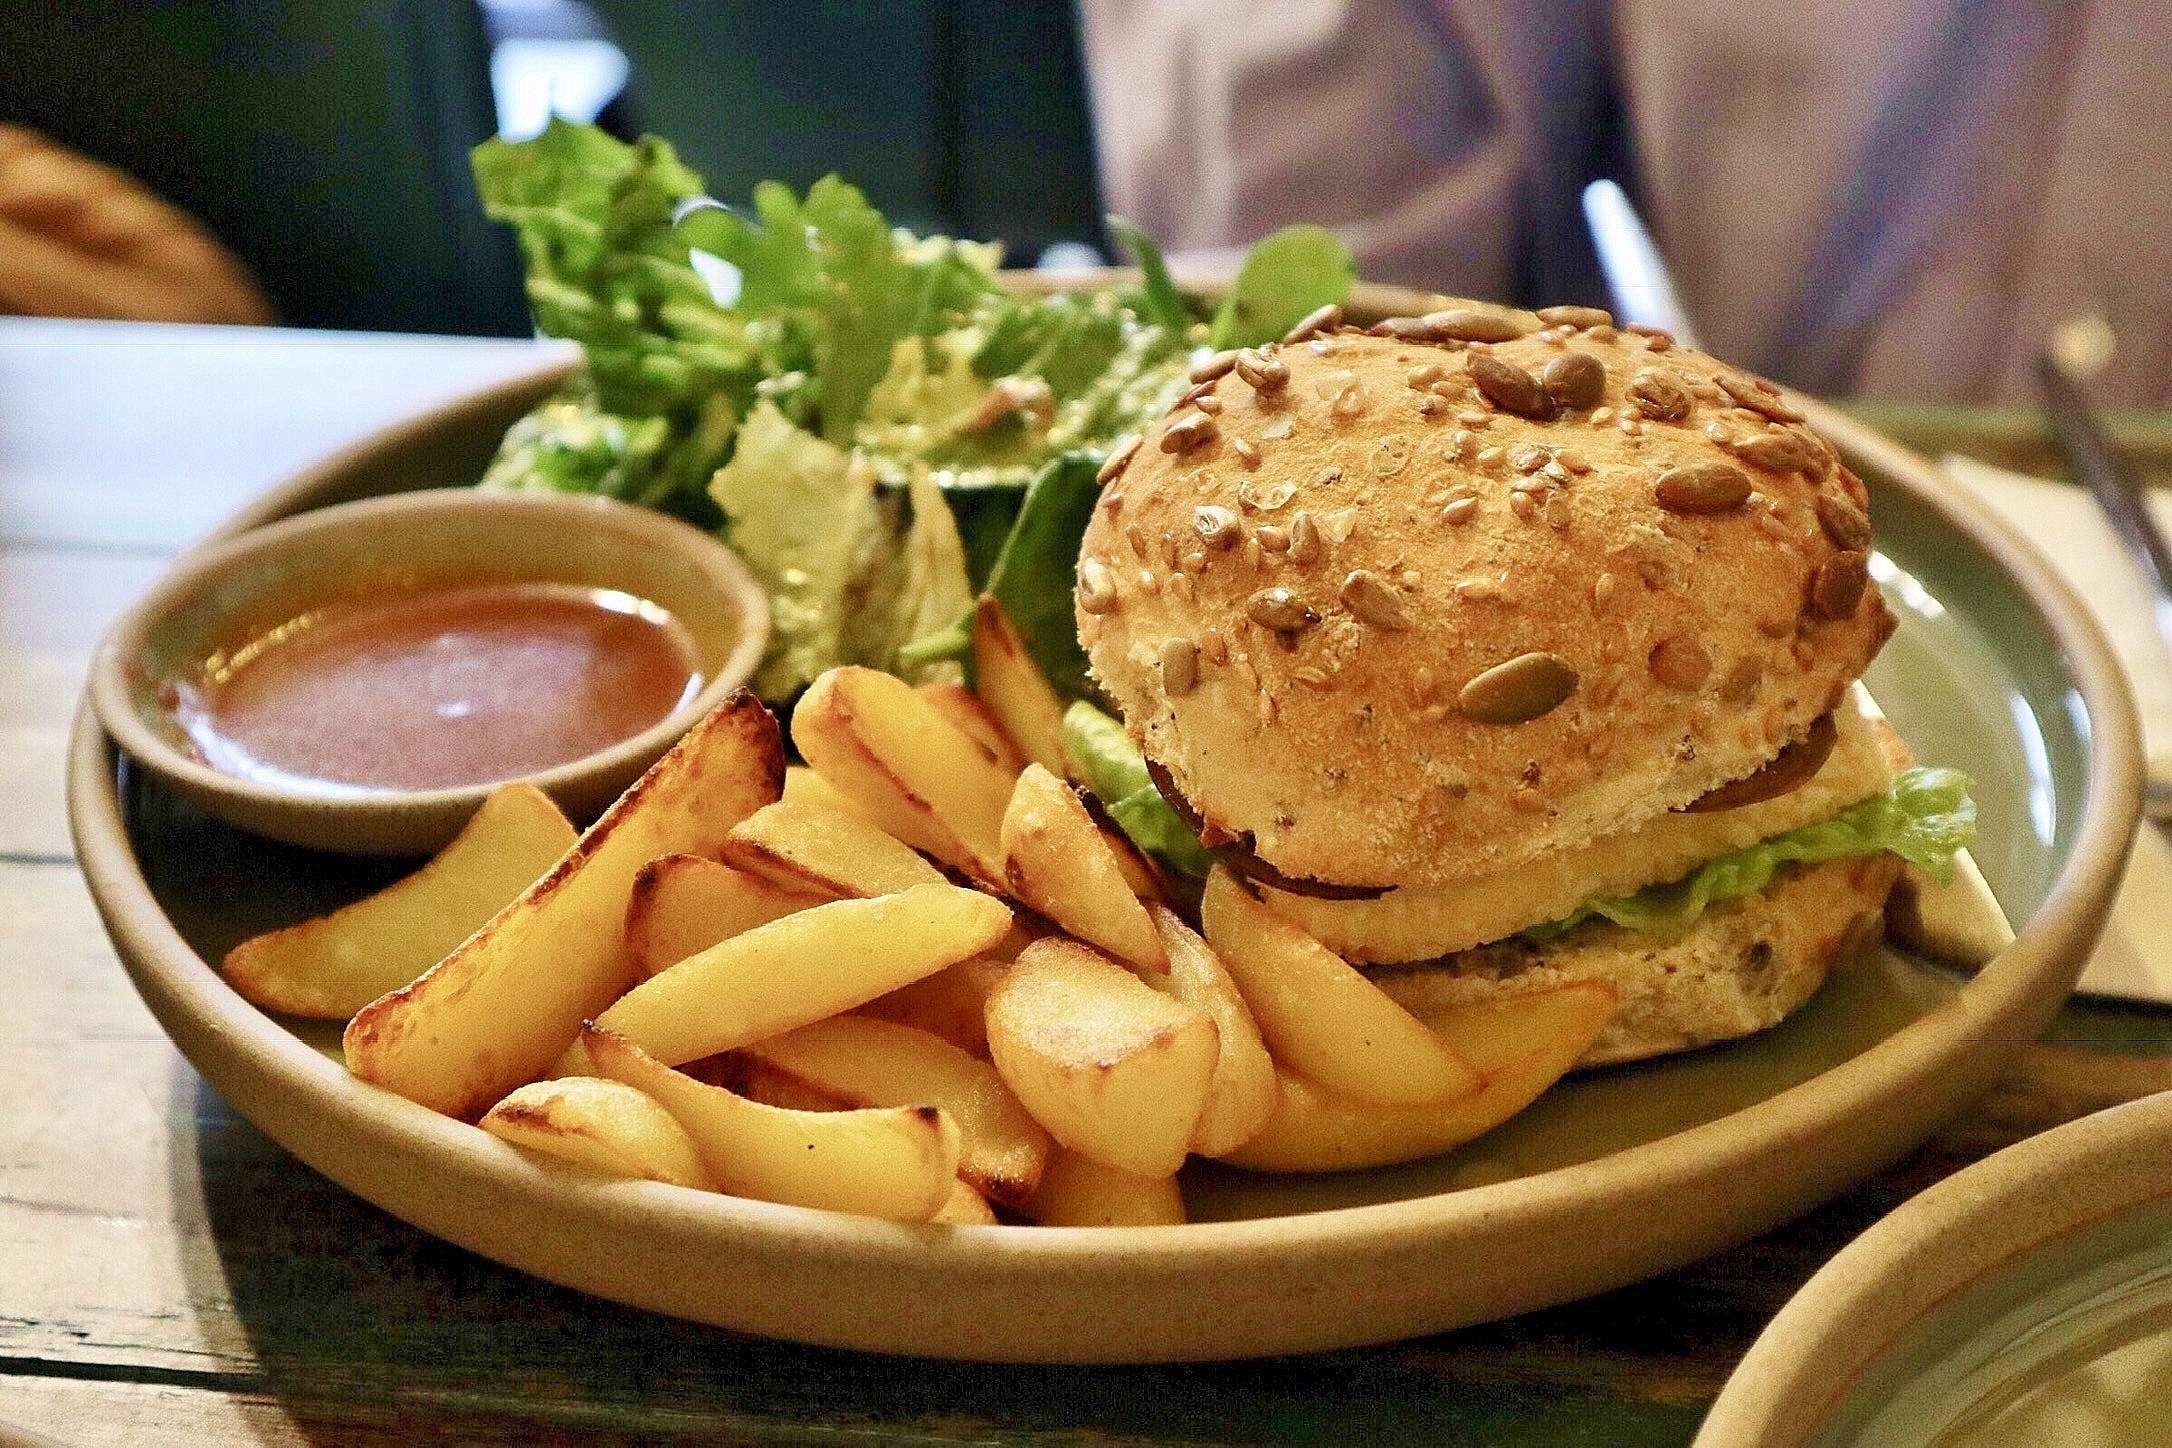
(1078, 0, 2172, 406)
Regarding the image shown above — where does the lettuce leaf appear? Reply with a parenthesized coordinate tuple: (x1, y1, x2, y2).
(1208, 224, 1355, 350)
(1528, 767, 1977, 942)
(473, 122, 751, 418)
(1107, 218, 1190, 336)
(1062, 702, 1216, 881)
(849, 463, 977, 686)
(707, 401, 879, 698)
(676, 179, 1003, 444)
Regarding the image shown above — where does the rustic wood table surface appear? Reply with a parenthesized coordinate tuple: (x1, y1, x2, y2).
(4, 316, 2168, 1447)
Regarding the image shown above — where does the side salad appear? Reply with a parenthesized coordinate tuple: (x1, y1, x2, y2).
(471, 119, 1354, 703)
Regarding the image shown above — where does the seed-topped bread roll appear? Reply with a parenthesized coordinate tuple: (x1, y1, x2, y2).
(1077, 304, 1896, 893)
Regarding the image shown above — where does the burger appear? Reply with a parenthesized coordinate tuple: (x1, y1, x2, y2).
(1076, 302, 1972, 1066)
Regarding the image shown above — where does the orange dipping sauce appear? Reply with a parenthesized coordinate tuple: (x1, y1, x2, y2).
(177, 581, 704, 795)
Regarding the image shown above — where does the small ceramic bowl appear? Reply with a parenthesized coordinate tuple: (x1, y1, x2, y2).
(1698, 1089, 2172, 1447)
(90, 488, 768, 855)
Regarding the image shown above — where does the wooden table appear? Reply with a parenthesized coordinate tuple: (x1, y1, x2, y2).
(5, 316, 2168, 1446)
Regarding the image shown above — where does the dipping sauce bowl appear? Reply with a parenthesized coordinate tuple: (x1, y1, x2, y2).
(90, 488, 768, 855)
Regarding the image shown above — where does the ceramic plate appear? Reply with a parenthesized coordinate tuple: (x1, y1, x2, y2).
(1701, 1089, 2172, 1447)
(69, 345, 2143, 1363)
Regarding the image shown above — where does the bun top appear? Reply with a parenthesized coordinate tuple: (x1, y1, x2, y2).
(1076, 304, 1896, 889)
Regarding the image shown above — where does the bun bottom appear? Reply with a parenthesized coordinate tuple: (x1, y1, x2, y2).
(1368, 853, 1906, 1066)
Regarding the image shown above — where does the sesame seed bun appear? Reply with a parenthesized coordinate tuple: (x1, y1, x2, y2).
(1077, 307, 1896, 892)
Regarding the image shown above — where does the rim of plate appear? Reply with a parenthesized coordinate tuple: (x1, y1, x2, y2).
(64, 304, 2146, 1363)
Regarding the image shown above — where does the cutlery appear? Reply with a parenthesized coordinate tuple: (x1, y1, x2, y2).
(1579, 179, 1703, 348)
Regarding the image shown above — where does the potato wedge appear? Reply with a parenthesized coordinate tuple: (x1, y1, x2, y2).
(1000, 764, 1166, 971)
(782, 763, 864, 817)
(742, 1015, 1048, 1205)
(985, 937, 1218, 1178)
(719, 798, 946, 899)
(918, 679, 1026, 774)
(480, 1076, 715, 1190)
(858, 954, 1010, 1056)
(346, 694, 785, 1119)
(790, 664, 1015, 883)
(624, 853, 826, 979)
(583, 1026, 960, 1221)
(714, 1054, 854, 1112)
(1148, 905, 1277, 1157)
(743, 1015, 1049, 1206)
(1215, 982, 1617, 1172)
(1200, 867, 1479, 1107)
(972, 595, 1068, 776)
(1026, 1146, 1185, 1227)
(934, 1177, 1000, 1225)
(587, 883, 1013, 1067)
(1099, 822, 1168, 904)
(224, 781, 576, 1019)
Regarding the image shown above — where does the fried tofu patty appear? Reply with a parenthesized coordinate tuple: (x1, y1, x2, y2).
(1261, 687, 1901, 964)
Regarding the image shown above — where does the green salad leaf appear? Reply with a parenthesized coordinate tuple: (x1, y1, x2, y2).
(1209, 224, 1356, 349)
(707, 400, 878, 698)
(1529, 767, 1977, 942)
(979, 452, 1105, 699)
(1107, 218, 1190, 336)
(1062, 702, 1216, 881)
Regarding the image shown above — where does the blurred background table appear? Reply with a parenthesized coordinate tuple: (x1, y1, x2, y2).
(4, 316, 2170, 1447)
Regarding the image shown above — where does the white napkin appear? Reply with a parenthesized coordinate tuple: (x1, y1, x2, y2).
(1940, 454, 2172, 1003)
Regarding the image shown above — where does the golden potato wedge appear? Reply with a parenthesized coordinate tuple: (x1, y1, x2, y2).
(918, 679, 1027, 774)
(782, 763, 865, 817)
(1215, 981, 1618, 1172)
(1099, 821, 1169, 903)
(1026, 1146, 1185, 1227)
(986, 913, 1044, 961)
(224, 781, 576, 1019)
(587, 883, 1013, 1067)
(790, 664, 1016, 884)
(742, 1015, 1050, 1206)
(984, 937, 1218, 1178)
(719, 798, 946, 899)
(971, 595, 1068, 776)
(624, 853, 826, 979)
(1148, 905, 1278, 1157)
(1200, 867, 1480, 1107)
(479, 1075, 715, 1190)
(583, 1027, 961, 1220)
(858, 954, 1010, 1056)
(346, 694, 785, 1119)
(934, 1177, 1000, 1225)
(1000, 764, 1166, 971)
(714, 1053, 854, 1112)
